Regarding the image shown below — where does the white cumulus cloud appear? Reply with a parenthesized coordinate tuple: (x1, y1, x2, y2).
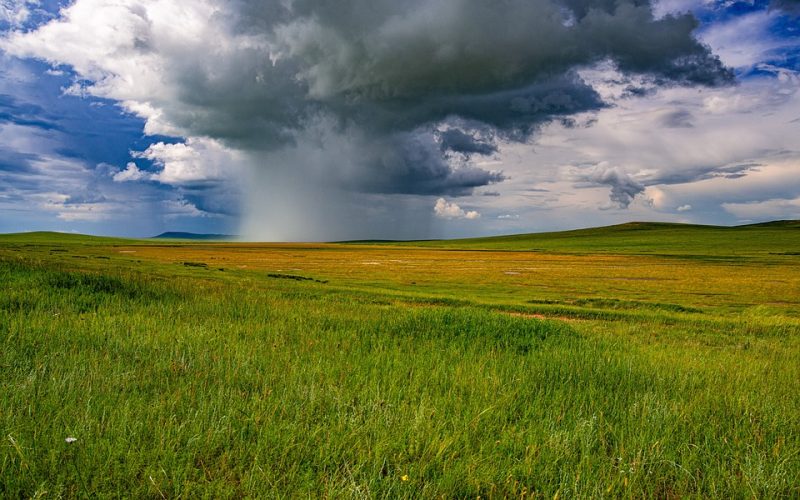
(133, 138, 241, 185)
(434, 198, 480, 220)
(112, 162, 147, 182)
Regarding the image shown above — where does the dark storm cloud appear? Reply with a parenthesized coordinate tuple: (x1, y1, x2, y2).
(350, 129, 505, 196)
(4, 0, 734, 198)
(179, 185, 242, 217)
(438, 129, 498, 156)
(582, 165, 646, 208)
(129, 0, 731, 195)
(623, 85, 654, 98)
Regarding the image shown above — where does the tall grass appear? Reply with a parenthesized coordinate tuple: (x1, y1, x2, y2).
(2, 256, 798, 497)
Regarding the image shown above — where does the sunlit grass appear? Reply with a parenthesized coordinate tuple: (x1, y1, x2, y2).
(1, 227, 799, 497)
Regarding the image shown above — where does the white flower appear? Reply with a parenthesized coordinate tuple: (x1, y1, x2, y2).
(65, 437, 78, 443)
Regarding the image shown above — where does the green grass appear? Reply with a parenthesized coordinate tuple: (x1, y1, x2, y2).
(388, 221, 800, 257)
(1, 225, 799, 497)
(0, 231, 142, 246)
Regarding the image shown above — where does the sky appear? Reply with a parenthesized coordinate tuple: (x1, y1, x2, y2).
(0, 0, 798, 240)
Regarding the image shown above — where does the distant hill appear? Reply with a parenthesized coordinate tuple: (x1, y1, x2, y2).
(0, 231, 138, 245)
(371, 220, 800, 256)
(738, 220, 800, 228)
(153, 232, 236, 241)
(1, 221, 798, 255)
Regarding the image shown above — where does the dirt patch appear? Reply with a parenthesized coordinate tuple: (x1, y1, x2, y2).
(504, 311, 582, 323)
(267, 273, 328, 284)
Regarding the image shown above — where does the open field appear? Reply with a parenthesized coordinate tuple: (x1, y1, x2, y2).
(1, 223, 799, 497)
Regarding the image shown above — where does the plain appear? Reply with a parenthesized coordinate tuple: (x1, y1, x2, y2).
(1, 222, 799, 497)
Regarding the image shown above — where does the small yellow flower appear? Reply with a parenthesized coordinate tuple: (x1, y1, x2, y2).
(401, 475, 409, 482)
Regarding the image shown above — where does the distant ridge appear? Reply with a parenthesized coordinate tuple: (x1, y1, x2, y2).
(344, 219, 800, 256)
(0, 220, 796, 245)
(153, 232, 236, 240)
(738, 220, 800, 228)
(342, 220, 800, 244)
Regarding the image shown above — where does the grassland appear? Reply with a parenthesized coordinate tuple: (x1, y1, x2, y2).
(1, 223, 799, 497)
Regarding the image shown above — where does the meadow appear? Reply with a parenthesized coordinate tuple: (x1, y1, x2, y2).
(1, 222, 799, 497)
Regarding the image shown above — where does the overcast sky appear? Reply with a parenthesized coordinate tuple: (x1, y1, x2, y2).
(0, 0, 798, 240)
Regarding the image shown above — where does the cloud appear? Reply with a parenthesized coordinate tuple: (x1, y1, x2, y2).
(519, 62, 800, 213)
(699, 10, 800, 70)
(112, 162, 146, 182)
(33, 191, 114, 222)
(581, 163, 646, 208)
(652, 0, 711, 19)
(0, 0, 732, 204)
(434, 198, 481, 220)
(676, 204, 692, 212)
(340, 128, 507, 196)
(0, 1, 37, 28)
(0, 75, 238, 235)
(722, 197, 800, 220)
(133, 138, 241, 185)
(658, 109, 694, 128)
(9, 0, 779, 240)
(770, 0, 800, 16)
(438, 128, 498, 157)
(162, 198, 220, 219)
(0, 92, 60, 130)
